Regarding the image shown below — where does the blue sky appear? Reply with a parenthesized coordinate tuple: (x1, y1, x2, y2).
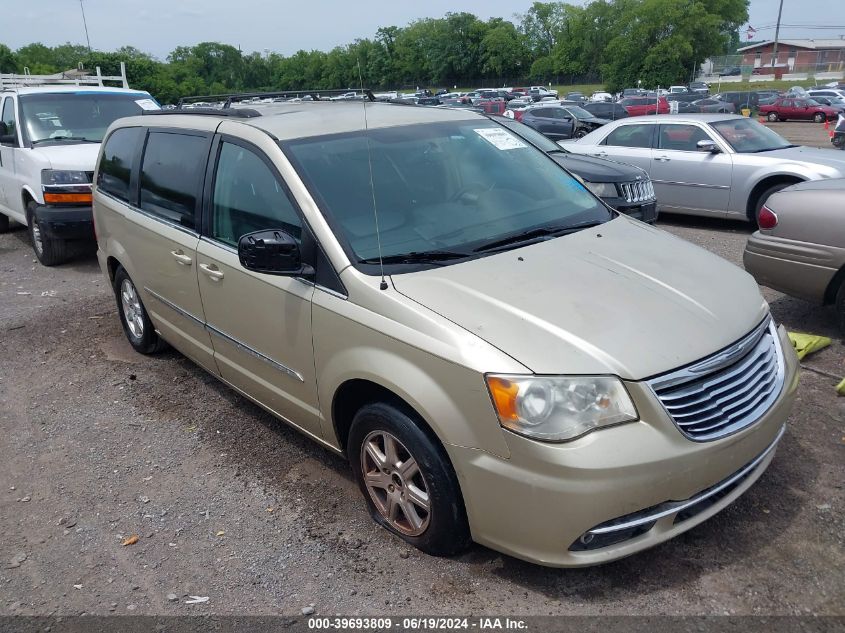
(10, 0, 844, 59)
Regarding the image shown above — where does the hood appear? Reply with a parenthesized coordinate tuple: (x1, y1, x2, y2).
(580, 116, 611, 126)
(32, 143, 101, 172)
(392, 217, 767, 380)
(550, 152, 645, 183)
(763, 145, 845, 174)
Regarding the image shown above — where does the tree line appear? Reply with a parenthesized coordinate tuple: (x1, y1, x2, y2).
(0, 0, 747, 103)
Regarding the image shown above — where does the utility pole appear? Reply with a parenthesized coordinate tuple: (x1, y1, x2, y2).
(771, 0, 784, 67)
(79, 0, 92, 52)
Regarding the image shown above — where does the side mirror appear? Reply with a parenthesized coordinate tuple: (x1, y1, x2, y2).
(696, 139, 720, 153)
(237, 229, 314, 277)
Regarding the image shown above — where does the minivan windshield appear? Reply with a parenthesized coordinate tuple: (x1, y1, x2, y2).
(710, 118, 794, 153)
(284, 120, 610, 270)
(20, 92, 158, 145)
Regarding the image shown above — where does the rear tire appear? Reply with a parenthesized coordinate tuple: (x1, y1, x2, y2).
(836, 282, 845, 335)
(348, 402, 471, 557)
(113, 266, 167, 355)
(26, 202, 68, 266)
(751, 183, 793, 227)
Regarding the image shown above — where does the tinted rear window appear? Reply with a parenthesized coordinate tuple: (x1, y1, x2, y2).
(139, 132, 208, 229)
(98, 127, 143, 202)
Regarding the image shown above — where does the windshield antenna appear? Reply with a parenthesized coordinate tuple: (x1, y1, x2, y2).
(358, 58, 388, 291)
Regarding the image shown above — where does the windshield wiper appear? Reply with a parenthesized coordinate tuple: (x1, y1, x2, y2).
(745, 144, 797, 153)
(473, 221, 604, 253)
(358, 250, 470, 265)
(32, 136, 99, 145)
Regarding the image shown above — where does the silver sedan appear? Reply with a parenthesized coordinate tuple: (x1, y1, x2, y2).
(562, 114, 845, 222)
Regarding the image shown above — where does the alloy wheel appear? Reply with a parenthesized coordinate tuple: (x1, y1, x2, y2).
(360, 430, 431, 536)
(120, 279, 144, 339)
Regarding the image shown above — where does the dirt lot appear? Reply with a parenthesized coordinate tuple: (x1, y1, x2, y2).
(1, 140, 844, 618)
(764, 120, 837, 149)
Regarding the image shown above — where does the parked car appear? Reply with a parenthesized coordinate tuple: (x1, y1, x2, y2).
(744, 179, 845, 332)
(495, 116, 657, 223)
(759, 98, 838, 123)
(581, 101, 629, 120)
(527, 86, 558, 101)
(0, 71, 158, 265)
(565, 92, 587, 102)
(619, 96, 669, 116)
(511, 105, 575, 140)
(808, 88, 845, 101)
(834, 114, 845, 149)
(688, 81, 710, 95)
(589, 92, 613, 102)
(691, 98, 736, 114)
(557, 105, 611, 138)
(714, 91, 759, 110)
(621, 88, 643, 97)
(808, 95, 845, 115)
(719, 66, 741, 76)
(562, 114, 845, 223)
(668, 86, 689, 94)
(93, 100, 798, 567)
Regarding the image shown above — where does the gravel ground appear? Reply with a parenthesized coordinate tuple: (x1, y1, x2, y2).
(1, 136, 843, 617)
(764, 120, 838, 149)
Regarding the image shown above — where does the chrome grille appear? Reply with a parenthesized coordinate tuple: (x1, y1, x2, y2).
(620, 179, 655, 204)
(648, 319, 785, 441)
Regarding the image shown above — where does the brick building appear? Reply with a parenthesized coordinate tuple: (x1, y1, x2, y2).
(737, 38, 845, 74)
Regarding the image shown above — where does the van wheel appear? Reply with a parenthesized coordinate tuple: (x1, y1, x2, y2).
(836, 282, 845, 335)
(767, 112, 779, 122)
(813, 113, 825, 123)
(113, 266, 167, 354)
(26, 202, 67, 266)
(348, 402, 471, 557)
(0, 214, 9, 233)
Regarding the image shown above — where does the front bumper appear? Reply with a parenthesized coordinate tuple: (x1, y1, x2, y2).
(32, 204, 94, 241)
(743, 231, 842, 304)
(447, 324, 799, 567)
(605, 197, 658, 223)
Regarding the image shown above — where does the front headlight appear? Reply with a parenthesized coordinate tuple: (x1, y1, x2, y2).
(486, 375, 638, 442)
(42, 170, 90, 186)
(583, 181, 618, 198)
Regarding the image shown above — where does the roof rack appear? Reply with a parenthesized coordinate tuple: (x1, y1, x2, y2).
(176, 88, 376, 109)
(142, 107, 263, 118)
(0, 62, 130, 90)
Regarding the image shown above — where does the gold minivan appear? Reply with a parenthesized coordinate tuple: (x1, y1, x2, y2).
(93, 101, 799, 567)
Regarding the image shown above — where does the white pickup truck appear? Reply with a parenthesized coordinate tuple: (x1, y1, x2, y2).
(0, 67, 159, 265)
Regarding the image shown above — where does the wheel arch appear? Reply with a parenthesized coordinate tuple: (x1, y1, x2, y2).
(745, 175, 804, 222)
(823, 263, 845, 305)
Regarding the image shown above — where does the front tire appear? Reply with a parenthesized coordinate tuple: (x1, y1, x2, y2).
(767, 112, 779, 122)
(574, 128, 588, 139)
(348, 402, 471, 557)
(26, 202, 68, 266)
(113, 267, 167, 354)
(813, 112, 825, 123)
(0, 214, 9, 233)
(836, 282, 845, 335)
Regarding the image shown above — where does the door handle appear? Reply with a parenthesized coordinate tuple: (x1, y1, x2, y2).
(199, 263, 224, 281)
(655, 155, 671, 162)
(171, 250, 192, 266)
(594, 152, 608, 158)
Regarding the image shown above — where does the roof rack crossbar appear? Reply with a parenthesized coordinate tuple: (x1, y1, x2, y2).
(0, 62, 129, 90)
(176, 88, 376, 108)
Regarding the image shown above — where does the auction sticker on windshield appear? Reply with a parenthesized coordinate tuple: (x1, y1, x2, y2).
(134, 98, 160, 110)
(474, 128, 527, 150)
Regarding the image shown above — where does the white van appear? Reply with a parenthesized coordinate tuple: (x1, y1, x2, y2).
(0, 67, 158, 264)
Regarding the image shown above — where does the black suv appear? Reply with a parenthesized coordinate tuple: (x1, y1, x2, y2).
(581, 102, 629, 120)
(495, 116, 658, 223)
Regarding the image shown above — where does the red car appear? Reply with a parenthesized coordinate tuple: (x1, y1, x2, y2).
(619, 96, 669, 116)
(759, 98, 838, 123)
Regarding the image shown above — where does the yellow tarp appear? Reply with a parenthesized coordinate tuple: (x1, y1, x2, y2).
(787, 332, 831, 360)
